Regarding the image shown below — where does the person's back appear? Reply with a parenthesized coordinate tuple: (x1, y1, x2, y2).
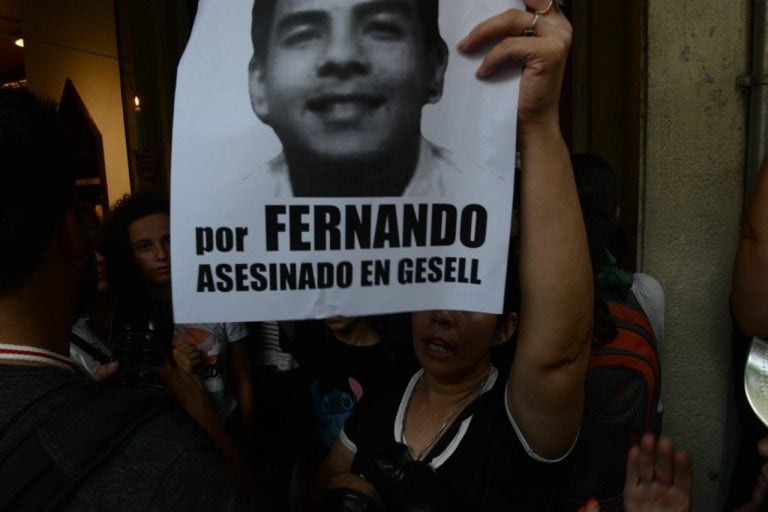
(561, 154, 663, 509)
(0, 88, 254, 511)
(0, 366, 251, 511)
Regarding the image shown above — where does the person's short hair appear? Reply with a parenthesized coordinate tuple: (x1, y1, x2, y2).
(250, 0, 444, 63)
(102, 192, 169, 296)
(0, 88, 76, 294)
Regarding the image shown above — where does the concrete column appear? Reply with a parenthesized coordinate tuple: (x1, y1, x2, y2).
(644, 0, 750, 508)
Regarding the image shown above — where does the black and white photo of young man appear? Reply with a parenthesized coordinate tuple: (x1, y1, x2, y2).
(171, 0, 521, 322)
(248, 0, 495, 197)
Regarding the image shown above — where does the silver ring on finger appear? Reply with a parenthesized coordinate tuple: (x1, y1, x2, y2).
(523, 13, 540, 37)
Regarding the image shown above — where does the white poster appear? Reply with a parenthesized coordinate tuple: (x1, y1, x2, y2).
(171, 0, 522, 322)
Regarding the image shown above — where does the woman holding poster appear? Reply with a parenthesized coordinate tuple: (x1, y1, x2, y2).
(310, 1, 595, 511)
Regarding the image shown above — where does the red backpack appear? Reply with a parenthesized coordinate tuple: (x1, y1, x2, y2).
(561, 292, 661, 511)
(589, 299, 661, 435)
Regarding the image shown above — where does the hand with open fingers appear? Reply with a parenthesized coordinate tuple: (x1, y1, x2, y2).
(457, 0, 572, 130)
(172, 340, 202, 373)
(624, 433, 692, 512)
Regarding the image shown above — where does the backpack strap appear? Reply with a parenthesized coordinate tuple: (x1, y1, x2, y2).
(0, 381, 171, 511)
(606, 301, 655, 343)
(69, 332, 111, 365)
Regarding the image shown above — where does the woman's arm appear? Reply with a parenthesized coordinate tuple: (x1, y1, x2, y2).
(309, 438, 380, 506)
(155, 366, 275, 511)
(732, 155, 768, 337)
(460, 0, 593, 459)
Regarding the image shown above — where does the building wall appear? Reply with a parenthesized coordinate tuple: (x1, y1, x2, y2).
(22, 0, 130, 204)
(643, 1, 750, 507)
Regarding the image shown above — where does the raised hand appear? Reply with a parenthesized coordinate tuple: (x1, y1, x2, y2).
(172, 340, 202, 374)
(457, 0, 572, 129)
(624, 433, 692, 512)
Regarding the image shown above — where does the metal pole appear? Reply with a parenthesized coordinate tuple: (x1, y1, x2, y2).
(746, 0, 768, 198)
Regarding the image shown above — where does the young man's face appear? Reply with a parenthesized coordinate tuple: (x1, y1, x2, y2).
(128, 213, 171, 289)
(249, 0, 446, 164)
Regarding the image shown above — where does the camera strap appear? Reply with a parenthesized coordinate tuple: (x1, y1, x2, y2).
(69, 332, 112, 365)
(0, 381, 170, 511)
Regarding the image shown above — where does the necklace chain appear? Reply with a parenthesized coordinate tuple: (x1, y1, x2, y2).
(402, 371, 489, 461)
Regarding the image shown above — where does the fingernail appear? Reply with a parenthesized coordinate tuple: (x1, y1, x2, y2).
(476, 64, 492, 78)
(457, 36, 469, 50)
(587, 497, 599, 507)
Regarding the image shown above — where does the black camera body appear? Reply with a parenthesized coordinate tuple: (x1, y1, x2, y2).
(355, 443, 460, 512)
(108, 295, 173, 385)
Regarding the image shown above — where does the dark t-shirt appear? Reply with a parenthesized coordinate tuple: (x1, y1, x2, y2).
(343, 368, 565, 511)
(285, 320, 417, 466)
(0, 365, 253, 511)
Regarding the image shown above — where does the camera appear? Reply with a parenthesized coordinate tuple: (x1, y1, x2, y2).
(356, 443, 460, 512)
(108, 295, 173, 385)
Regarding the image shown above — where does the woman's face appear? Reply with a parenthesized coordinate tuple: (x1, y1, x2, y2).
(411, 310, 514, 382)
